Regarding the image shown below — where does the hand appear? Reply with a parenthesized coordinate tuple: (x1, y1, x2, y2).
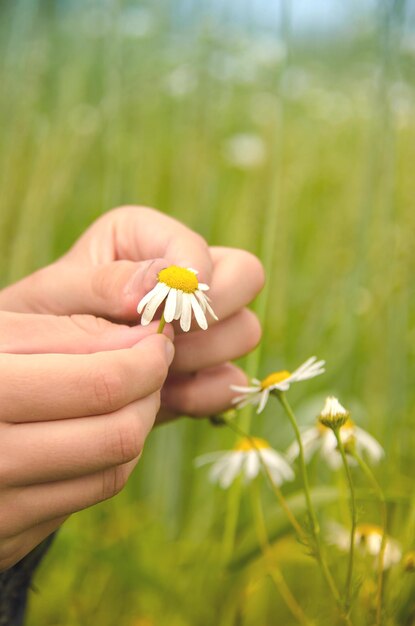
(0, 311, 174, 570)
(0, 206, 264, 422)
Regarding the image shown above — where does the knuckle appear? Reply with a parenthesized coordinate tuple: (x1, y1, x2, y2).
(88, 364, 125, 414)
(100, 465, 129, 501)
(110, 419, 144, 464)
(69, 314, 113, 336)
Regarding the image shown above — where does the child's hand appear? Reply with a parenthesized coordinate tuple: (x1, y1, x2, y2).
(0, 311, 174, 570)
(0, 206, 264, 421)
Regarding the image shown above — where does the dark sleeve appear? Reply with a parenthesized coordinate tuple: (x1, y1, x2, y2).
(0, 533, 56, 626)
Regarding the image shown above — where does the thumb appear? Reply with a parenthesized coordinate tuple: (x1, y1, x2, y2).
(0, 258, 169, 321)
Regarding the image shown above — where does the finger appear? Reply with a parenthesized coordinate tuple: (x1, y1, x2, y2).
(2, 393, 159, 486)
(68, 206, 214, 286)
(160, 363, 249, 419)
(0, 311, 172, 355)
(0, 207, 214, 319)
(172, 309, 261, 373)
(207, 247, 265, 323)
(0, 516, 66, 571)
(0, 334, 174, 423)
(0, 258, 169, 321)
(11, 458, 139, 532)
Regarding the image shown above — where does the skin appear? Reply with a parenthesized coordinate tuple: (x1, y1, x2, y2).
(0, 206, 264, 570)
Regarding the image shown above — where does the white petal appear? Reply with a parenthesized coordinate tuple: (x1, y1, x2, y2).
(290, 356, 318, 378)
(287, 427, 321, 463)
(194, 290, 207, 311)
(354, 428, 384, 463)
(179, 293, 192, 332)
(164, 288, 177, 323)
(187, 268, 198, 275)
(291, 357, 325, 382)
(382, 540, 402, 569)
(198, 283, 209, 291)
(285, 440, 300, 463)
(257, 389, 270, 414)
(262, 449, 294, 482)
(326, 521, 350, 551)
(321, 432, 343, 469)
(190, 293, 208, 330)
(141, 283, 170, 324)
(136, 283, 163, 314)
(174, 290, 183, 320)
(230, 385, 261, 394)
(194, 451, 226, 467)
(232, 395, 260, 409)
(196, 291, 218, 320)
(244, 451, 261, 481)
(218, 453, 245, 488)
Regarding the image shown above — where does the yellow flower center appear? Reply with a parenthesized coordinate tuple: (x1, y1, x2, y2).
(158, 266, 199, 293)
(356, 523, 383, 540)
(260, 371, 291, 389)
(234, 437, 270, 452)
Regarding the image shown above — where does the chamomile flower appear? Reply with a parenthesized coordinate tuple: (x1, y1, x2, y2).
(286, 399, 384, 470)
(328, 522, 402, 570)
(195, 437, 294, 489)
(230, 356, 325, 414)
(137, 265, 218, 332)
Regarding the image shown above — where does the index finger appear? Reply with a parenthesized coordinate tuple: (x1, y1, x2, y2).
(69, 206, 214, 286)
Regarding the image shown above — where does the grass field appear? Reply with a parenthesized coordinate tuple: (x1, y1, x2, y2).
(0, 1, 414, 624)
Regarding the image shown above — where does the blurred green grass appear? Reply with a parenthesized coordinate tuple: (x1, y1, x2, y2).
(0, 1, 414, 624)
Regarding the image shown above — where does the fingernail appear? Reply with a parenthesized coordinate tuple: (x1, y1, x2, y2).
(124, 264, 147, 296)
(125, 259, 166, 297)
(164, 338, 175, 365)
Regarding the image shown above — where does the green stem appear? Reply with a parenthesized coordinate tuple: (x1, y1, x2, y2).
(334, 430, 357, 612)
(157, 314, 166, 334)
(351, 450, 388, 625)
(221, 478, 242, 564)
(249, 481, 312, 626)
(222, 417, 306, 543)
(274, 392, 346, 617)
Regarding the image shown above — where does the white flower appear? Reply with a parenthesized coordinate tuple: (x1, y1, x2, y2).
(287, 414, 384, 470)
(319, 395, 349, 429)
(327, 522, 402, 570)
(137, 266, 218, 332)
(195, 437, 294, 489)
(230, 356, 325, 414)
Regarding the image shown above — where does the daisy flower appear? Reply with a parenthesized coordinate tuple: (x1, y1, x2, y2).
(286, 398, 384, 470)
(136, 265, 218, 332)
(230, 356, 325, 414)
(195, 437, 294, 489)
(328, 522, 402, 570)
